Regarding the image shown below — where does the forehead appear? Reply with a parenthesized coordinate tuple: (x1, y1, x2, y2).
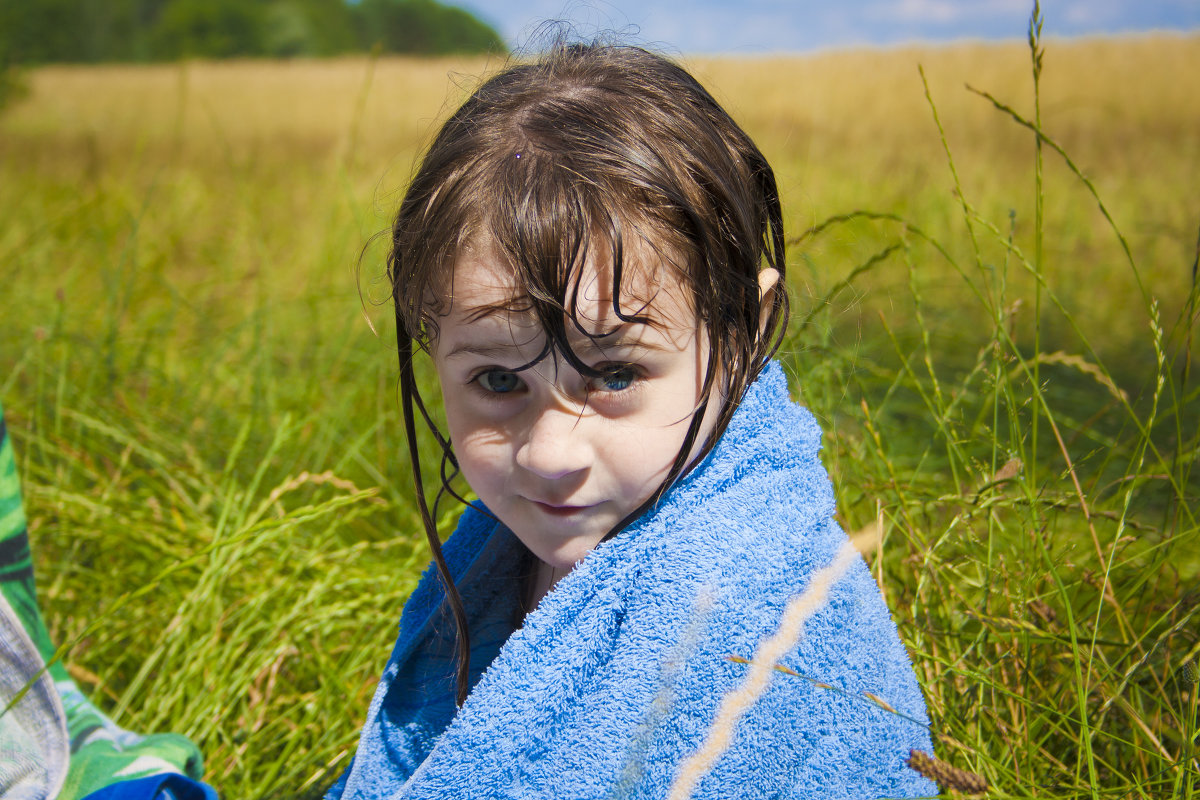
(438, 237, 695, 336)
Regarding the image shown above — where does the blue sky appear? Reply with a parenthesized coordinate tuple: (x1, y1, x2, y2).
(452, 0, 1200, 54)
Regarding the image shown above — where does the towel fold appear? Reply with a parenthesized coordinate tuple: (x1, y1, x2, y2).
(332, 362, 936, 799)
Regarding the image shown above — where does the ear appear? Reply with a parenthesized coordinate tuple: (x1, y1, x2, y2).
(757, 268, 781, 335)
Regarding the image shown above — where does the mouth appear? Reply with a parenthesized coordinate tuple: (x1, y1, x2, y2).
(531, 500, 595, 517)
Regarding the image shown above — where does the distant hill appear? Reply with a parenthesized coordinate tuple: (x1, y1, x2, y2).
(0, 0, 506, 64)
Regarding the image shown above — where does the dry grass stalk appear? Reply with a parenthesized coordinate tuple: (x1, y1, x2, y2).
(262, 469, 379, 509)
(1015, 351, 1129, 403)
(906, 749, 988, 795)
(991, 457, 1022, 484)
(1026, 599, 1057, 628)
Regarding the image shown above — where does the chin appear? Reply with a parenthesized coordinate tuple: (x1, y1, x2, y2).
(535, 536, 604, 570)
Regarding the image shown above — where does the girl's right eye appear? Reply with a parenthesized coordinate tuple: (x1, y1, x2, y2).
(475, 369, 522, 395)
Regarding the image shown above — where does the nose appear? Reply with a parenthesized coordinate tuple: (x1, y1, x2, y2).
(515, 400, 593, 481)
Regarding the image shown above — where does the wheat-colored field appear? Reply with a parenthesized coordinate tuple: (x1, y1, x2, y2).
(1, 34, 1197, 797)
(5, 35, 1198, 362)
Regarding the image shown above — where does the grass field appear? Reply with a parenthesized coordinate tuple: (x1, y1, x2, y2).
(1, 24, 1198, 799)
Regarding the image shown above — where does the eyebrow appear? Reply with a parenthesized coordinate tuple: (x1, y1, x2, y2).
(444, 342, 531, 360)
(443, 327, 675, 361)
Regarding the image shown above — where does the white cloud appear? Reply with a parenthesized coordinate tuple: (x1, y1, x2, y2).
(1061, 0, 1122, 28)
(864, 0, 1029, 26)
(879, 0, 963, 24)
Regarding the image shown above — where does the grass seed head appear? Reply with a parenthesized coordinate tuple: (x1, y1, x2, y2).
(906, 749, 989, 795)
(1026, 599, 1057, 628)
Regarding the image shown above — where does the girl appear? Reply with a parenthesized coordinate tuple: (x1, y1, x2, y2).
(329, 41, 936, 799)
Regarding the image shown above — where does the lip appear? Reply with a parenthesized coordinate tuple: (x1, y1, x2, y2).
(530, 500, 595, 517)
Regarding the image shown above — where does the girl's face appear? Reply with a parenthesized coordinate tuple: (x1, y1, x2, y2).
(431, 241, 716, 570)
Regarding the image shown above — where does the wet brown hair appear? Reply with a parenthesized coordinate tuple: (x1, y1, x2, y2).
(389, 40, 788, 705)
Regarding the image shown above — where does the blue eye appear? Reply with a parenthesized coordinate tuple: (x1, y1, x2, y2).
(477, 369, 521, 394)
(595, 365, 638, 392)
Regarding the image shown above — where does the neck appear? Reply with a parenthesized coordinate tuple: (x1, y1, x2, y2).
(524, 558, 570, 614)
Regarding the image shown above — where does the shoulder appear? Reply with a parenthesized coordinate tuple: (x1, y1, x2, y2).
(396, 503, 500, 630)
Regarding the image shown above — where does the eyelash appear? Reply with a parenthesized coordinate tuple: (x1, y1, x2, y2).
(588, 363, 643, 394)
(470, 368, 526, 399)
(466, 363, 646, 401)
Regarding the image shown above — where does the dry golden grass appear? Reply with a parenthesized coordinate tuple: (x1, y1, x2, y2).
(9, 35, 1197, 205)
(4, 34, 1196, 382)
(3, 35, 1196, 394)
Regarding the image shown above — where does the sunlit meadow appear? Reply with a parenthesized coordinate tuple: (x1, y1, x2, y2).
(1, 23, 1197, 798)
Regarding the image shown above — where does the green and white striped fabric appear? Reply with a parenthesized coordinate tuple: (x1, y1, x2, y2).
(0, 400, 56, 674)
(0, 400, 206, 800)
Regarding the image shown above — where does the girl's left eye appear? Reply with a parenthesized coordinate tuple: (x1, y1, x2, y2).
(592, 365, 639, 392)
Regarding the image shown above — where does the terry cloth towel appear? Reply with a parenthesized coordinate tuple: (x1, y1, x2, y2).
(78, 773, 218, 800)
(331, 362, 937, 799)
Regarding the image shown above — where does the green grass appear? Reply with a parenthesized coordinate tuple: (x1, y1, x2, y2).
(783, 16, 1199, 797)
(1, 15, 1198, 799)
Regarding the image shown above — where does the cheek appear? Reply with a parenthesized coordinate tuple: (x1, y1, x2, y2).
(439, 392, 472, 444)
(599, 419, 678, 489)
(636, 369, 720, 478)
(439, 383, 504, 452)
(451, 422, 514, 493)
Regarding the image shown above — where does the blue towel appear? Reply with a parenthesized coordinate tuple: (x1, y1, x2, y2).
(79, 774, 217, 800)
(331, 362, 936, 799)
